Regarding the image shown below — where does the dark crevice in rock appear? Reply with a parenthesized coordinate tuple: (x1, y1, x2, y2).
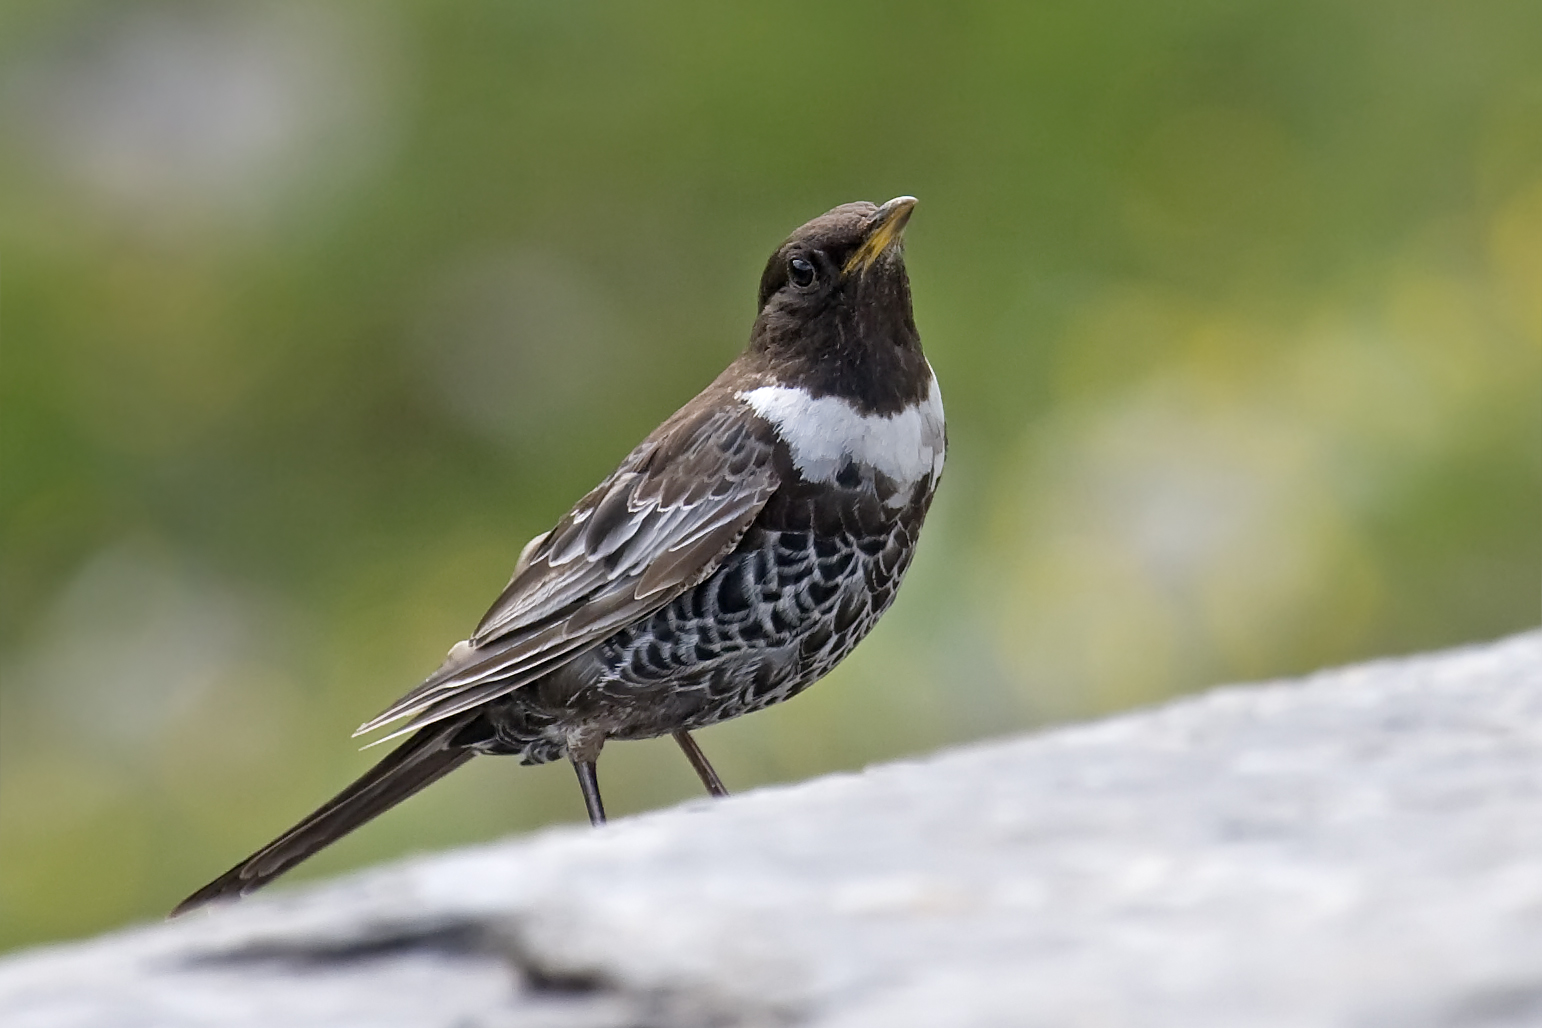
(495, 927, 794, 1027)
(495, 927, 617, 996)
(179, 921, 493, 971)
(177, 916, 781, 1027)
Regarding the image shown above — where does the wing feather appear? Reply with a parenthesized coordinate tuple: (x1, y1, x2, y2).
(354, 400, 778, 740)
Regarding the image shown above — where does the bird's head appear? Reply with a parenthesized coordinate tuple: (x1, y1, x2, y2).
(748, 197, 926, 410)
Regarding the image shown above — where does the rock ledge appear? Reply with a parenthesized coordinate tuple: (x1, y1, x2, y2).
(4, 633, 1542, 1027)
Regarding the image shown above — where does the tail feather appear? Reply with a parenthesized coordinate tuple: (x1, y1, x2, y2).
(171, 716, 479, 917)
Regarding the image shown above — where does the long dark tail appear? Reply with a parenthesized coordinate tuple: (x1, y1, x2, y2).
(171, 716, 480, 917)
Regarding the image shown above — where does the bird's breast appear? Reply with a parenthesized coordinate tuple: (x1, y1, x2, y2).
(735, 368, 945, 502)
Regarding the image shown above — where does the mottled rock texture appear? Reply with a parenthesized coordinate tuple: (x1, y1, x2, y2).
(5, 633, 1541, 1027)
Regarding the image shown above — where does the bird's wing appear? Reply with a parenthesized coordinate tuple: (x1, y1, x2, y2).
(355, 400, 779, 741)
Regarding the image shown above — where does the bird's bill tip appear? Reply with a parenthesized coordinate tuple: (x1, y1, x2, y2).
(844, 195, 919, 276)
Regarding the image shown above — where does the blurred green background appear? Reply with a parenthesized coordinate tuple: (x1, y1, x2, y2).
(2, 0, 1537, 951)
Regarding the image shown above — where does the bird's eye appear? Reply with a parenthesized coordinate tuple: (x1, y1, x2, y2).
(788, 256, 817, 289)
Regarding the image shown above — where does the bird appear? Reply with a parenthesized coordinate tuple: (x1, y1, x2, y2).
(172, 196, 945, 916)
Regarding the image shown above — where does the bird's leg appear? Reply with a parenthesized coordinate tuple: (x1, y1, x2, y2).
(571, 759, 607, 825)
(672, 730, 729, 798)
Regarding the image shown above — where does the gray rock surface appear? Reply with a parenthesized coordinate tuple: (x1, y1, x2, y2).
(5, 633, 1542, 1027)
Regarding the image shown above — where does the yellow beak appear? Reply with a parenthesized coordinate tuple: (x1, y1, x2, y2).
(843, 196, 918, 276)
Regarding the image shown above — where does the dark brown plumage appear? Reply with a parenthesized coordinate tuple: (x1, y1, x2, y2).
(173, 197, 944, 916)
